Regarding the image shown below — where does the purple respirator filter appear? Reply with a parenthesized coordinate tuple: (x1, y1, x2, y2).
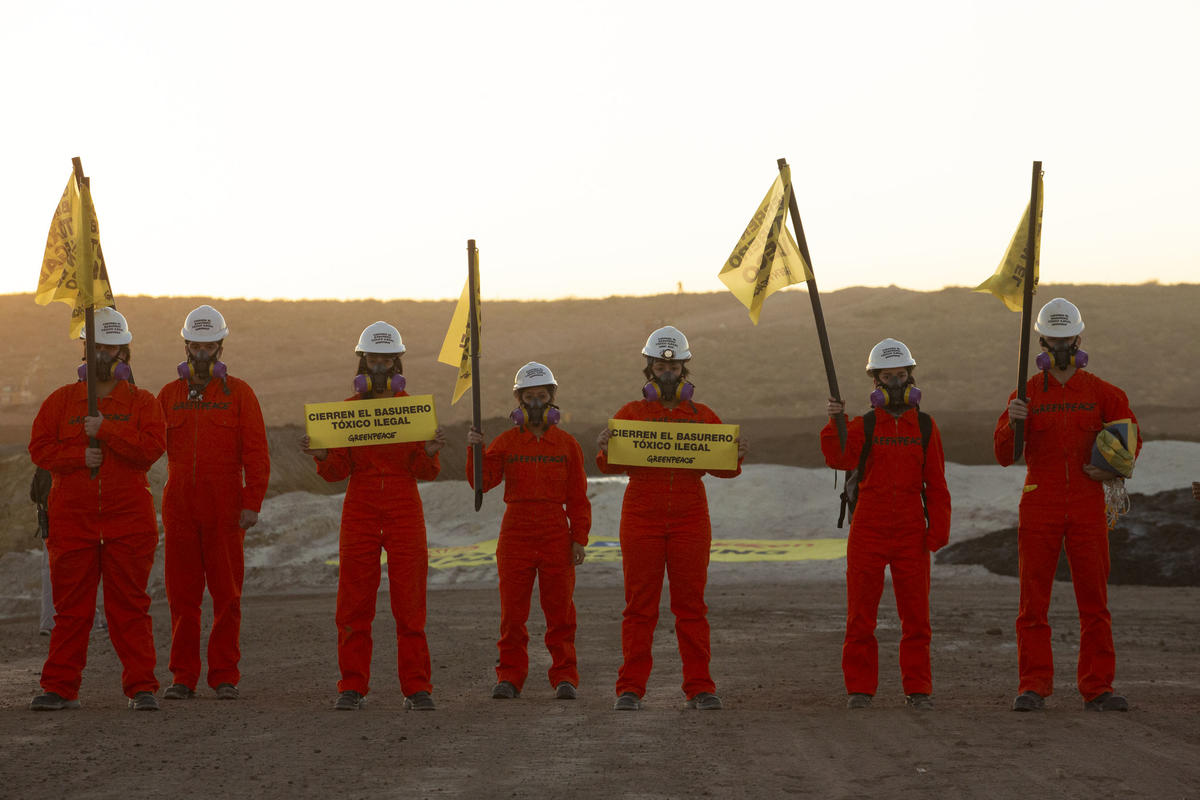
(78, 362, 132, 382)
(510, 406, 561, 427)
(354, 373, 406, 395)
(1035, 349, 1088, 371)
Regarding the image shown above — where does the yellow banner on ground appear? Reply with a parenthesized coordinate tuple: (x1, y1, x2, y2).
(36, 175, 116, 338)
(718, 166, 814, 325)
(974, 172, 1044, 311)
(325, 536, 848, 568)
(437, 252, 480, 404)
(606, 419, 739, 471)
(304, 394, 438, 448)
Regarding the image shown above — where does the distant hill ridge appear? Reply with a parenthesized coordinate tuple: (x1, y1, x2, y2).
(2, 283, 1195, 442)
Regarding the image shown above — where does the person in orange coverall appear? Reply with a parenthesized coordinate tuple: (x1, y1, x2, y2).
(466, 361, 590, 701)
(596, 326, 748, 712)
(822, 338, 951, 711)
(157, 305, 270, 702)
(28, 308, 166, 712)
(301, 321, 446, 711)
(995, 298, 1141, 713)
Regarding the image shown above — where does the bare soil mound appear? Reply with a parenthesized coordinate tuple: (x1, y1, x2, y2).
(936, 487, 1200, 585)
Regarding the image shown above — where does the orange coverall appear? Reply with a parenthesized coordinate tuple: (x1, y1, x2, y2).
(157, 375, 270, 691)
(29, 381, 166, 700)
(597, 398, 742, 699)
(467, 425, 591, 691)
(821, 408, 951, 697)
(315, 392, 440, 698)
(994, 370, 1141, 700)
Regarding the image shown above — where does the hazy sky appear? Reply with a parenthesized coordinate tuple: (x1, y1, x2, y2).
(2, 0, 1196, 303)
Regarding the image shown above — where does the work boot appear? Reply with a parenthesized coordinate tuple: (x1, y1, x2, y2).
(847, 693, 873, 709)
(1084, 692, 1129, 712)
(215, 683, 240, 700)
(905, 693, 934, 711)
(29, 692, 81, 711)
(555, 682, 577, 700)
(613, 692, 642, 711)
(334, 690, 365, 711)
(128, 692, 160, 711)
(684, 692, 723, 710)
(1012, 691, 1045, 712)
(162, 684, 195, 700)
(404, 691, 436, 711)
(491, 681, 520, 699)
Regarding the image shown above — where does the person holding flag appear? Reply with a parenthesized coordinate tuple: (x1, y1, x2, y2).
(157, 305, 270, 702)
(994, 298, 1141, 713)
(301, 321, 446, 712)
(596, 326, 748, 711)
(28, 308, 166, 711)
(821, 339, 951, 711)
(466, 362, 590, 701)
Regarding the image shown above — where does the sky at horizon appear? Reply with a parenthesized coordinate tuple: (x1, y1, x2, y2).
(2, 1, 1196, 304)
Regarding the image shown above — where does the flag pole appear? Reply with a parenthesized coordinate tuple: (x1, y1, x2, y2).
(777, 158, 847, 450)
(72, 156, 101, 477)
(1011, 160, 1042, 462)
(467, 239, 483, 511)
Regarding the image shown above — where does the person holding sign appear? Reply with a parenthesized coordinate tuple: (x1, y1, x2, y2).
(822, 338, 951, 712)
(28, 308, 166, 711)
(301, 321, 447, 712)
(994, 298, 1141, 713)
(596, 326, 748, 711)
(157, 305, 270, 702)
(466, 362, 591, 701)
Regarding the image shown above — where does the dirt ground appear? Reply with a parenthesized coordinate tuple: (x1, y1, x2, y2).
(2, 577, 1198, 799)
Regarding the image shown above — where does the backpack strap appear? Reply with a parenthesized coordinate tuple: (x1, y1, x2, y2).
(917, 411, 932, 525)
(836, 412, 876, 528)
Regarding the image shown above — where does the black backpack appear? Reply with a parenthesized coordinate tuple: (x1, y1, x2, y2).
(30, 467, 51, 540)
(837, 411, 932, 528)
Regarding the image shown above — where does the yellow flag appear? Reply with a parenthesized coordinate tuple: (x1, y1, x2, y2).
(437, 252, 480, 404)
(718, 166, 814, 325)
(974, 173, 1044, 311)
(35, 175, 116, 338)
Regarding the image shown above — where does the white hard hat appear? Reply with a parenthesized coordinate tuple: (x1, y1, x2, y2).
(865, 338, 916, 372)
(181, 304, 229, 342)
(641, 326, 691, 360)
(81, 307, 132, 345)
(1034, 297, 1085, 337)
(355, 321, 406, 355)
(513, 361, 557, 391)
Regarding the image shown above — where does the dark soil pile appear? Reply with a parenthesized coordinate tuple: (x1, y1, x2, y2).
(936, 487, 1200, 586)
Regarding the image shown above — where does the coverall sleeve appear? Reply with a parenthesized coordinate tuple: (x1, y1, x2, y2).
(238, 384, 271, 512)
(565, 436, 592, 545)
(992, 389, 1020, 467)
(820, 415, 865, 471)
(94, 390, 166, 471)
(466, 438, 506, 491)
(316, 447, 352, 482)
(923, 421, 953, 551)
(29, 390, 85, 472)
(408, 445, 441, 481)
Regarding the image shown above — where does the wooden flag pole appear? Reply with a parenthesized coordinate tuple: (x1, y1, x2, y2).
(72, 156, 101, 478)
(467, 240, 484, 511)
(1012, 160, 1042, 462)
(777, 158, 847, 450)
